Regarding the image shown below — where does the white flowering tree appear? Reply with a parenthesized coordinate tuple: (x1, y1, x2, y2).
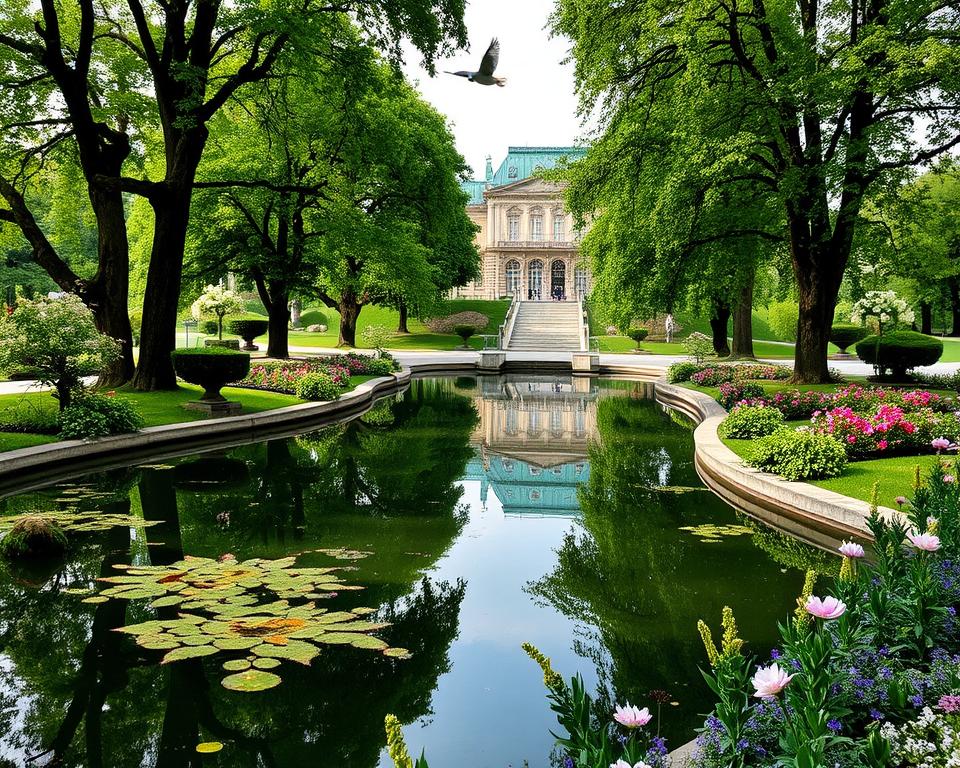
(850, 291, 916, 336)
(0, 295, 120, 410)
(190, 285, 245, 340)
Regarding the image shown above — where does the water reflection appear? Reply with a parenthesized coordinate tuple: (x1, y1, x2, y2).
(0, 376, 812, 766)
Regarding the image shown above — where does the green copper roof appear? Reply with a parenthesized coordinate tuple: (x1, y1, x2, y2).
(461, 146, 586, 205)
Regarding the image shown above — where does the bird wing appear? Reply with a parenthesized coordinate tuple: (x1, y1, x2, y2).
(445, 70, 472, 78)
(479, 38, 499, 76)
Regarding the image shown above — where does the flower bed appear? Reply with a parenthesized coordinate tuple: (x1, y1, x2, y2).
(737, 384, 955, 421)
(670, 362, 791, 385)
(239, 354, 396, 396)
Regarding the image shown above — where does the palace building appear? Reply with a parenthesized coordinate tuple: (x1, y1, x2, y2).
(453, 146, 590, 301)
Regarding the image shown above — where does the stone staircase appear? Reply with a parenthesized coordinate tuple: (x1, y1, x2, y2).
(507, 301, 583, 351)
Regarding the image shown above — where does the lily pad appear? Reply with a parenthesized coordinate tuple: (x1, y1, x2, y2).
(195, 742, 224, 754)
(82, 596, 109, 604)
(252, 657, 281, 670)
(383, 648, 413, 659)
(222, 659, 251, 672)
(221, 670, 282, 692)
(161, 645, 218, 664)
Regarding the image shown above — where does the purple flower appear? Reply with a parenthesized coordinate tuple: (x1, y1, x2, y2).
(869, 708, 884, 720)
(827, 719, 842, 733)
(770, 648, 781, 660)
(564, 759, 574, 768)
(910, 694, 924, 707)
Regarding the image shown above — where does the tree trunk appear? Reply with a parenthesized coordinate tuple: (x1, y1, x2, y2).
(338, 290, 362, 347)
(949, 277, 960, 337)
(731, 277, 755, 359)
(920, 301, 933, 335)
(709, 298, 731, 357)
(267, 283, 290, 358)
(397, 303, 410, 334)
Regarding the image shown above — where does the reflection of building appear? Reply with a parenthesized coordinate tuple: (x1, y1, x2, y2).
(454, 147, 590, 300)
(462, 375, 603, 516)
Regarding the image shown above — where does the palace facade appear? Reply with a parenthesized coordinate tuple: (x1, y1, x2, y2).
(453, 146, 590, 301)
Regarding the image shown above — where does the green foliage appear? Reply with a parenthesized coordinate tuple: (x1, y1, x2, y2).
(667, 361, 700, 383)
(171, 348, 251, 400)
(295, 372, 340, 401)
(58, 393, 143, 439)
(855, 331, 944, 378)
(360, 324, 392, 351)
(0, 295, 120, 410)
(98, 551, 406, 692)
(0, 516, 67, 559)
(228, 319, 270, 342)
(453, 324, 475, 344)
(830, 324, 869, 353)
(627, 327, 649, 347)
(766, 301, 799, 342)
(682, 332, 713, 364)
(718, 405, 784, 439)
(748, 428, 848, 480)
(364, 358, 397, 376)
(191, 285, 245, 340)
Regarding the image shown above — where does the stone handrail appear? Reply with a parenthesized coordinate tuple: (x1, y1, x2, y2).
(499, 294, 521, 349)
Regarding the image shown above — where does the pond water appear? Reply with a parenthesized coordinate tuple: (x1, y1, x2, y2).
(0, 375, 829, 767)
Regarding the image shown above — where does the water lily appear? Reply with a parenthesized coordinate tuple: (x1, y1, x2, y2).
(838, 541, 864, 558)
(907, 532, 941, 552)
(613, 702, 652, 728)
(751, 663, 795, 698)
(805, 595, 846, 620)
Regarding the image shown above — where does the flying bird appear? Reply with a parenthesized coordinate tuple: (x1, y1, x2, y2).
(446, 38, 507, 87)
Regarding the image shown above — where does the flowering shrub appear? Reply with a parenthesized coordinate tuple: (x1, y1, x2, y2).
(688, 364, 792, 387)
(851, 290, 916, 330)
(691, 367, 736, 386)
(742, 385, 954, 421)
(190, 285, 245, 340)
(748, 428, 848, 480)
(238, 354, 397, 395)
(880, 707, 960, 767)
(811, 404, 920, 456)
(718, 405, 784, 439)
(716, 381, 764, 410)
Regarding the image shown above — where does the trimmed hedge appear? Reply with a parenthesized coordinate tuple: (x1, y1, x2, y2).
(171, 347, 251, 401)
(855, 331, 943, 378)
(718, 405, 784, 439)
(627, 328, 649, 347)
(749, 428, 848, 481)
(295, 372, 339, 401)
(228, 319, 269, 343)
(829, 323, 868, 353)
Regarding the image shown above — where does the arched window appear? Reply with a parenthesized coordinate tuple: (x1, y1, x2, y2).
(528, 259, 544, 299)
(529, 207, 544, 241)
(505, 259, 521, 295)
(552, 210, 565, 241)
(551, 260, 566, 299)
(507, 207, 521, 241)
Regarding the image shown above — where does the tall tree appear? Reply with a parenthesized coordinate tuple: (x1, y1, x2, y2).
(554, 0, 960, 382)
(0, 0, 467, 388)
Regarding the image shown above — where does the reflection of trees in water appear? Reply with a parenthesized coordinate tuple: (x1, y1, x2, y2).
(0, 381, 477, 766)
(528, 396, 800, 745)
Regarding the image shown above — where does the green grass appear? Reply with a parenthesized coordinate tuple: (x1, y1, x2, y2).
(252, 300, 510, 351)
(0, 432, 59, 450)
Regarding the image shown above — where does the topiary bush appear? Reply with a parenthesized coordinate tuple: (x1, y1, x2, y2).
(454, 324, 476, 347)
(58, 392, 144, 439)
(201, 319, 219, 335)
(718, 405, 784, 439)
(171, 348, 251, 402)
(0, 516, 67, 559)
(294, 372, 340, 401)
(228, 319, 269, 350)
(748, 428, 848, 480)
(667, 361, 700, 383)
(627, 328, 649, 348)
(855, 330, 944, 378)
(830, 323, 869, 354)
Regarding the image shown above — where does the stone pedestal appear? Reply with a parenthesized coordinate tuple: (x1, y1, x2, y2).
(571, 352, 599, 376)
(184, 400, 242, 416)
(477, 351, 505, 374)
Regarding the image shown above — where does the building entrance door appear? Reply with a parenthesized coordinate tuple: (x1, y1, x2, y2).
(551, 260, 566, 300)
(527, 260, 543, 300)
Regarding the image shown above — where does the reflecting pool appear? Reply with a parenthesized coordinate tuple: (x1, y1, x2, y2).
(0, 375, 828, 767)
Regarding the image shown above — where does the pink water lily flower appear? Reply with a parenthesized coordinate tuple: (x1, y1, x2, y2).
(752, 663, 795, 698)
(805, 595, 847, 620)
(838, 541, 865, 558)
(907, 532, 941, 552)
(613, 702, 652, 728)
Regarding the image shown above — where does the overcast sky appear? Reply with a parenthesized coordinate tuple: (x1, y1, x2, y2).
(401, 0, 584, 180)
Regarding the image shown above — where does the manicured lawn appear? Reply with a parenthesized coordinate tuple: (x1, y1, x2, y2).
(0, 432, 59, 450)
(721, 434, 929, 506)
(593, 336, 828, 359)
(254, 300, 510, 350)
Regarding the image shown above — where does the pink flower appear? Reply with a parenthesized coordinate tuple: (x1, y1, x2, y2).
(613, 703, 652, 728)
(610, 761, 651, 768)
(932, 437, 951, 452)
(895, 496, 908, 506)
(907, 532, 941, 551)
(805, 595, 847, 620)
(838, 541, 865, 558)
(847, 435, 856, 444)
(751, 663, 795, 698)
(877, 440, 888, 450)
(938, 695, 960, 713)
(946, 475, 956, 484)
